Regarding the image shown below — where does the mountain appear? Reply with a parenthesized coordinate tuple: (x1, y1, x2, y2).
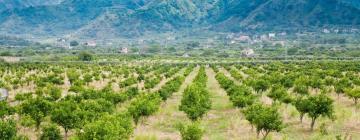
(340, 0, 360, 9)
(1, 0, 360, 38)
(0, 0, 63, 12)
(214, 0, 360, 31)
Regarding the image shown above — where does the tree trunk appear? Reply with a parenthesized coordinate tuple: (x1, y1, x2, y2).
(300, 113, 304, 123)
(64, 129, 68, 140)
(263, 131, 270, 140)
(355, 98, 358, 105)
(310, 118, 316, 131)
(256, 130, 261, 139)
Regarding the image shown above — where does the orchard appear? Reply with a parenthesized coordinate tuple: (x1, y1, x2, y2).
(0, 61, 360, 139)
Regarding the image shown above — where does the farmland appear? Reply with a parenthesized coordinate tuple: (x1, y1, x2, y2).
(1, 60, 360, 140)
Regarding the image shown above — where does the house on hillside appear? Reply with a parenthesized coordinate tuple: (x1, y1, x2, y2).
(268, 33, 276, 39)
(120, 47, 129, 54)
(272, 41, 285, 47)
(235, 35, 251, 43)
(84, 41, 97, 47)
(242, 48, 255, 57)
(0, 88, 8, 101)
(183, 53, 190, 58)
(260, 34, 268, 41)
(323, 29, 331, 34)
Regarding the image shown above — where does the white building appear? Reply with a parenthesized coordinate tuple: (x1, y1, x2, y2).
(323, 29, 331, 34)
(235, 35, 251, 42)
(85, 41, 97, 47)
(268, 33, 276, 39)
(242, 48, 255, 57)
(0, 88, 8, 101)
(260, 34, 268, 41)
(183, 53, 190, 58)
(121, 47, 129, 54)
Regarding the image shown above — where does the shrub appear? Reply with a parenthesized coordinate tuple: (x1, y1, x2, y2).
(243, 104, 284, 139)
(40, 124, 62, 140)
(179, 83, 211, 121)
(128, 93, 161, 124)
(0, 119, 17, 139)
(345, 87, 360, 105)
(178, 123, 203, 140)
(78, 114, 133, 140)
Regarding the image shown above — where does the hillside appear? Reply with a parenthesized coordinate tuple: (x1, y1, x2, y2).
(1, 0, 360, 38)
(0, 0, 63, 12)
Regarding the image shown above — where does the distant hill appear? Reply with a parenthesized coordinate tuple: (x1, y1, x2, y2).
(0, 35, 32, 46)
(0, 0, 63, 12)
(1, 0, 360, 38)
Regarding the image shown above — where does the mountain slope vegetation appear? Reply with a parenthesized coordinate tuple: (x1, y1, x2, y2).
(0, 0, 360, 37)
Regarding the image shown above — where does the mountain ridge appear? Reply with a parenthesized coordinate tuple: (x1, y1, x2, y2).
(1, 0, 360, 38)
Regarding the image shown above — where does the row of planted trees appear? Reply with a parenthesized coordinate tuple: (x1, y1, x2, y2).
(126, 65, 194, 131)
(178, 66, 211, 140)
(215, 71, 284, 139)
(216, 64, 338, 139)
(1, 84, 136, 140)
(1, 61, 359, 139)
(0, 63, 192, 140)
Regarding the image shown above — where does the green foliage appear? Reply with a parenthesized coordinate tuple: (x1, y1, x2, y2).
(70, 40, 79, 46)
(178, 123, 204, 140)
(19, 115, 36, 128)
(144, 77, 161, 89)
(125, 87, 140, 99)
(216, 73, 255, 108)
(83, 74, 93, 84)
(40, 124, 62, 140)
(293, 77, 309, 95)
(0, 119, 17, 140)
(0, 101, 15, 119)
(180, 67, 211, 121)
(79, 99, 115, 121)
(183, 66, 195, 77)
(36, 74, 64, 87)
(51, 100, 81, 137)
(119, 76, 137, 88)
(293, 84, 309, 95)
(158, 76, 184, 101)
(128, 93, 162, 124)
(147, 45, 161, 54)
(19, 97, 52, 129)
(345, 87, 360, 104)
(268, 85, 289, 104)
(294, 94, 334, 130)
(243, 104, 284, 139)
(334, 78, 352, 95)
(307, 94, 334, 130)
(44, 85, 62, 101)
(66, 69, 80, 85)
(78, 51, 94, 61)
(78, 114, 133, 140)
(247, 78, 270, 93)
(294, 97, 310, 123)
(180, 83, 211, 121)
(79, 88, 127, 104)
(229, 68, 243, 80)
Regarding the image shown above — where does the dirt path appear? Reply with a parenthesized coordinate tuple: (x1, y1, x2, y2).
(202, 67, 254, 140)
(150, 68, 186, 93)
(219, 67, 241, 85)
(220, 67, 273, 105)
(132, 67, 199, 140)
